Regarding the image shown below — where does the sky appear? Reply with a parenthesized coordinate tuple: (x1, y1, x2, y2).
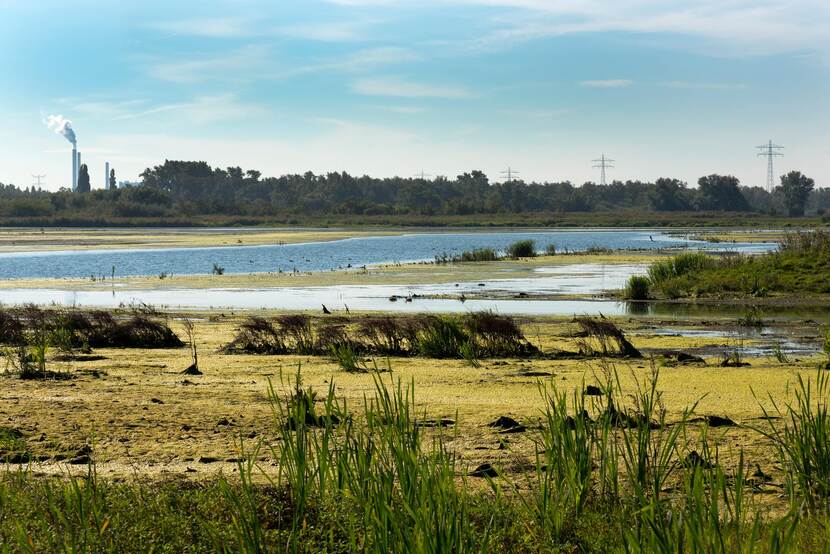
(0, 0, 828, 191)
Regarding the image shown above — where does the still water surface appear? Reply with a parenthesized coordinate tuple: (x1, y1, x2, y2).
(0, 230, 773, 280)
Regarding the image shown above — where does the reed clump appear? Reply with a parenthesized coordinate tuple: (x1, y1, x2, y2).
(221, 312, 539, 361)
(0, 305, 183, 351)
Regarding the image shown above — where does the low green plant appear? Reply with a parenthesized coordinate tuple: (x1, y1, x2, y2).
(414, 316, 468, 358)
(506, 239, 536, 259)
(458, 340, 480, 368)
(623, 275, 650, 300)
(647, 252, 716, 286)
(330, 343, 367, 372)
(753, 370, 830, 513)
(772, 343, 790, 364)
(544, 243, 557, 256)
(458, 248, 499, 262)
(737, 307, 764, 329)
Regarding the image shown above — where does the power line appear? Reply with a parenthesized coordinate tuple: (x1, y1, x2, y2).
(592, 154, 615, 185)
(31, 174, 46, 188)
(413, 170, 432, 180)
(756, 140, 784, 193)
(500, 167, 520, 182)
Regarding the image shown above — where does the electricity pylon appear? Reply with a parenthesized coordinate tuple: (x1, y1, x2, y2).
(31, 174, 46, 188)
(500, 167, 520, 182)
(756, 140, 783, 192)
(592, 155, 615, 185)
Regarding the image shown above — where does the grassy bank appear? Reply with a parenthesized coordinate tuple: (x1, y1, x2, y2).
(631, 231, 830, 300)
(1, 367, 828, 552)
(0, 211, 826, 230)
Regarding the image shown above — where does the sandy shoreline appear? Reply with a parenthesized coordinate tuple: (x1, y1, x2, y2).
(0, 253, 657, 291)
(0, 227, 404, 253)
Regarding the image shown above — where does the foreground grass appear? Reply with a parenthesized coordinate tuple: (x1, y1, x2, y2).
(2, 367, 829, 552)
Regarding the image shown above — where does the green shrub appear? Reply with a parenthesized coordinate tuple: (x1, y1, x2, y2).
(647, 252, 716, 285)
(330, 343, 366, 373)
(414, 316, 469, 358)
(544, 243, 557, 256)
(458, 248, 499, 262)
(506, 239, 536, 259)
(623, 275, 650, 300)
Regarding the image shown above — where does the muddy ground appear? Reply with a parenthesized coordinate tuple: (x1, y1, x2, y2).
(1, 312, 825, 517)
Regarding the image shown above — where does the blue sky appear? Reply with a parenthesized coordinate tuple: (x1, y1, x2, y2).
(1, 0, 828, 190)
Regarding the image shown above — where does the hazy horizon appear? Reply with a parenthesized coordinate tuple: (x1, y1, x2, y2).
(1, 0, 828, 191)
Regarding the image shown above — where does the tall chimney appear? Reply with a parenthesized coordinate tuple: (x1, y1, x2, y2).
(72, 145, 78, 191)
(105, 162, 110, 190)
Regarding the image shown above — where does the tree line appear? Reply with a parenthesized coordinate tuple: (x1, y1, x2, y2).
(0, 161, 826, 222)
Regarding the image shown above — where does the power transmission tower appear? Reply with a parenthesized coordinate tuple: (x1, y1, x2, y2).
(31, 174, 46, 188)
(500, 167, 520, 182)
(592, 154, 615, 185)
(414, 170, 432, 180)
(756, 140, 784, 192)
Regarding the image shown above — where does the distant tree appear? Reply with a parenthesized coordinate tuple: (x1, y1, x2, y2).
(109, 169, 116, 190)
(77, 164, 91, 193)
(696, 174, 749, 211)
(650, 178, 692, 211)
(778, 171, 814, 217)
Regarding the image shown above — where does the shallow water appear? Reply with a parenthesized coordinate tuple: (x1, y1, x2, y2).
(642, 327, 822, 356)
(0, 230, 774, 280)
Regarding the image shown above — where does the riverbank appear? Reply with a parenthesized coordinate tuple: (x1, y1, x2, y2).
(0, 252, 657, 291)
(0, 227, 403, 253)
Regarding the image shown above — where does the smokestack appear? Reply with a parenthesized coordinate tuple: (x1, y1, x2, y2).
(105, 162, 110, 190)
(45, 115, 78, 191)
(72, 145, 78, 191)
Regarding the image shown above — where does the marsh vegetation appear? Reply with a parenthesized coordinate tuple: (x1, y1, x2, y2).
(0, 365, 828, 551)
(626, 230, 830, 300)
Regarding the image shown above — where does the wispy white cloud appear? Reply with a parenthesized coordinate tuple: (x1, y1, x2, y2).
(342, 47, 421, 68)
(120, 94, 270, 124)
(580, 79, 633, 88)
(351, 76, 473, 98)
(500, 108, 570, 118)
(146, 45, 271, 84)
(660, 81, 747, 90)
(277, 20, 375, 42)
(374, 105, 430, 114)
(148, 16, 255, 38)
(144, 44, 419, 85)
(337, 0, 830, 57)
(64, 94, 269, 124)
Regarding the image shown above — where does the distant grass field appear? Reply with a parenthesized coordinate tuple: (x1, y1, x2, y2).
(0, 210, 826, 229)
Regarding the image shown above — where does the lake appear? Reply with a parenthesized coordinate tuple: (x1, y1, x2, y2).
(0, 229, 774, 280)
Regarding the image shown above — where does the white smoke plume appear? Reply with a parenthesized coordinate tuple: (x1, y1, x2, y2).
(46, 114, 77, 145)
